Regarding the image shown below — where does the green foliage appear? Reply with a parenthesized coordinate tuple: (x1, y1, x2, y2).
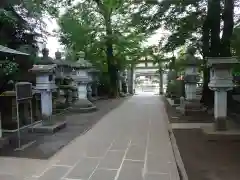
(166, 79, 184, 98)
(132, 0, 205, 53)
(58, 0, 145, 72)
(0, 60, 19, 76)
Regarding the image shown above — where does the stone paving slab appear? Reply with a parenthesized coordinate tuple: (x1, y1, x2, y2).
(117, 161, 144, 180)
(66, 157, 100, 179)
(145, 173, 170, 180)
(38, 166, 69, 180)
(90, 169, 117, 180)
(99, 151, 125, 169)
(110, 138, 129, 151)
(126, 144, 145, 161)
(147, 153, 170, 174)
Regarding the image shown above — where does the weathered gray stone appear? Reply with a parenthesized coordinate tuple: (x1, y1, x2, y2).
(118, 161, 144, 180)
(38, 166, 69, 180)
(90, 169, 117, 180)
(145, 173, 170, 180)
(99, 151, 124, 169)
(31, 121, 66, 133)
(0, 174, 22, 180)
(147, 153, 170, 174)
(67, 157, 99, 179)
(110, 139, 129, 151)
(126, 144, 145, 161)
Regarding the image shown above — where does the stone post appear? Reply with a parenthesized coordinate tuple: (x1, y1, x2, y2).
(118, 72, 123, 93)
(40, 90, 53, 124)
(127, 68, 133, 94)
(78, 81, 88, 99)
(184, 47, 198, 101)
(207, 57, 238, 130)
(159, 70, 163, 95)
(0, 112, 2, 138)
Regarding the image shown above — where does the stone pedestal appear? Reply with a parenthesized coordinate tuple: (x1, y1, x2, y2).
(185, 84, 196, 100)
(214, 91, 227, 130)
(72, 89, 78, 100)
(69, 81, 97, 113)
(78, 83, 88, 99)
(32, 94, 41, 120)
(41, 91, 53, 125)
(87, 84, 94, 101)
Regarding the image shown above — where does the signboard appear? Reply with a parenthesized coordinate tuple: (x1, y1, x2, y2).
(15, 82, 32, 101)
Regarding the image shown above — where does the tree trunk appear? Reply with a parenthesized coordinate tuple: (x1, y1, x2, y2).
(105, 17, 118, 98)
(201, 67, 214, 107)
(221, 0, 234, 57)
(209, 0, 221, 57)
(159, 70, 163, 95)
(201, 0, 214, 107)
(221, 0, 235, 108)
(201, 0, 235, 109)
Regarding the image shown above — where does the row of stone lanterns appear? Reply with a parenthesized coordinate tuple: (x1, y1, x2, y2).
(28, 49, 98, 132)
(181, 46, 238, 132)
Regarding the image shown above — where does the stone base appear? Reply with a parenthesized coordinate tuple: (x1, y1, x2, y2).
(214, 117, 228, 131)
(30, 121, 67, 133)
(182, 99, 204, 116)
(68, 99, 97, 113)
(202, 125, 240, 141)
(69, 105, 97, 113)
(167, 98, 179, 107)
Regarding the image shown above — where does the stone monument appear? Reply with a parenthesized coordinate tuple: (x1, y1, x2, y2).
(29, 64, 66, 133)
(180, 47, 203, 115)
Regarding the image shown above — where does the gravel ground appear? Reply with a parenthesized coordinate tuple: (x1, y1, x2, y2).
(0, 97, 128, 159)
(164, 97, 240, 180)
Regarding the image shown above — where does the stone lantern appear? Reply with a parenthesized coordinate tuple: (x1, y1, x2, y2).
(29, 64, 66, 132)
(75, 51, 92, 99)
(184, 47, 199, 101)
(207, 57, 238, 130)
(180, 47, 202, 115)
(69, 51, 97, 113)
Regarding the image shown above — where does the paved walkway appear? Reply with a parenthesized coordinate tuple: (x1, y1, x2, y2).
(0, 94, 180, 180)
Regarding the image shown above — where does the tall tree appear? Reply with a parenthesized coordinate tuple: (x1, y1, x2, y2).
(133, 0, 237, 107)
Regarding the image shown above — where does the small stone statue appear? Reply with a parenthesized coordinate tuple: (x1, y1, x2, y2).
(42, 47, 49, 58)
(185, 46, 197, 65)
(40, 47, 55, 65)
(55, 51, 62, 60)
